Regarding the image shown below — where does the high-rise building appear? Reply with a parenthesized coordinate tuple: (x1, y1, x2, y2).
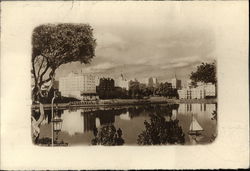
(115, 74, 129, 90)
(171, 74, 182, 89)
(98, 78, 115, 91)
(148, 77, 159, 87)
(59, 72, 97, 99)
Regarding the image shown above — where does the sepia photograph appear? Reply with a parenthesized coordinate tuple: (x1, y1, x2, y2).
(1, 0, 249, 169)
(31, 23, 217, 146)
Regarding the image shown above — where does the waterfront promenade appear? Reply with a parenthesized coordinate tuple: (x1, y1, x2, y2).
(31, 97, 217, 110)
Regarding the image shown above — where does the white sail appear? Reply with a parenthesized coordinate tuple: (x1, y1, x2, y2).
(190, 116, 203, 131)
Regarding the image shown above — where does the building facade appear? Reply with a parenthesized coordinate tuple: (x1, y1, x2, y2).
(98, 78, 115, 91)
(59, 72, 97, 99)
(148, 77, 159, 87)
(178, 82, 216, 99)
(171, 75, 182, 89)
(115, 74, 129, 90)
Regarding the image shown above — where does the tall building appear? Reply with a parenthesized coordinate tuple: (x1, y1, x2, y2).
(115, 74, 129, 90)
(171, 74, 182, 89)
(148, 77, 159, 87)
(98, 78, 115, 91)
(59, 72, 97, 99)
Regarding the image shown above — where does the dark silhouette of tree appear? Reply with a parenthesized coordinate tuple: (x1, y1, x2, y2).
(190, 61, 217, 84)
(91, 124, 125, 146)
(129, 80, 141, 98)
(96, 78, 115, 99)
(137, 114, 185, 145)
(31, 23, 96, 143)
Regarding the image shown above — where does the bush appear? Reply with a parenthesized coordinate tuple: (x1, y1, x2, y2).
(137, 114, 185, 145)
(91, 124, 125, 146)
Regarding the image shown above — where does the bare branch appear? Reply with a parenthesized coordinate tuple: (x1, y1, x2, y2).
(39, 64, 50, 85)
(39, 69, 55, 86)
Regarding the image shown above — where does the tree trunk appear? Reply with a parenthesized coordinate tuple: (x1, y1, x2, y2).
(31, 103, 45, 143)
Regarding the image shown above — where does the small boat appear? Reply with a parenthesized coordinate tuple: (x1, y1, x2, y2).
(188, 114, 204, 136)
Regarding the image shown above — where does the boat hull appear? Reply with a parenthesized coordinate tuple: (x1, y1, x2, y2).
(188, 130, 203, 136)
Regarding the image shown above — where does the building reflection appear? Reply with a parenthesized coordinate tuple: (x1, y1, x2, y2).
(38, 103, 217, 145)
(58, 104, 214, 138)
(83, 112, 96, 132)
(177, 103, 216, 115)
(172, 109, 177, 120)
(61, 109, 84, 136)
(120, 111, 131, 120)
(60, 108, 120, 135)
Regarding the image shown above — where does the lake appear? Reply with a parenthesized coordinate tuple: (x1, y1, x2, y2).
(38, 103, 217, 146)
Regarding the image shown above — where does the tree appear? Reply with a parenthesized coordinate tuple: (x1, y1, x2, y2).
(190, 61, 216, 84)
(91, 124, 125, 146)
(129, 80, 140, 98)
(137, 113, 185, 145)
(97, 78, 115, 99)
(31, 24, 96, 143)
(155, 82, 178, 98)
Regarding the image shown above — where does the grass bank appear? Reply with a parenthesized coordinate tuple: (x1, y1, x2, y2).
(31, 97, 217, 110)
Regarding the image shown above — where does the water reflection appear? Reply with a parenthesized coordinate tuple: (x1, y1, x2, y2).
(61, 110, 83, 135)
(177, 103, 217, 144)
(120, 111, 131, 120)
(38, 103, 217, 146)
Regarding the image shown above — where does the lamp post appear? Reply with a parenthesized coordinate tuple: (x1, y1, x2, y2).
(51, 89, 61, 146)
(51, 91, 56, 146)
(53, 116, 62, 144)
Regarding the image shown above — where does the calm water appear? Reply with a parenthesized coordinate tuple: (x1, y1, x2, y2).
(38, 103, 217, 145)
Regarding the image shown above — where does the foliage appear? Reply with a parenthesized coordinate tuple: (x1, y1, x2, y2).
(34, 137, 68, 146)
(128, 81, 158, 98)
(97, 78, 115, 99)
(155, 82, 178, 98)
(97, 78, 178, 99)
(34, 87, 80, 104)
(190, 61, 217, 84)
(91, 124, 125, 146)
(128, 80, 141, 98)
(137, 113, 185, 145)
(31, 23, 96, 101)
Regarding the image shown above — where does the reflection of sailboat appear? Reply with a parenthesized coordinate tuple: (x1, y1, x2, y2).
(188, 134, 204, 145)
(188, 114, 204, 135)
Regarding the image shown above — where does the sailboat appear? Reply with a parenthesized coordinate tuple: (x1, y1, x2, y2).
(188, 114, 204, 136)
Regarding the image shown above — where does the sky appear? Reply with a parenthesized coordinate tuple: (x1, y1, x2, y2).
(51, 2, 217, 84)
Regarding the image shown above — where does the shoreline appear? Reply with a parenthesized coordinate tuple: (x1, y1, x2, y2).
(31, 98, 217, 110)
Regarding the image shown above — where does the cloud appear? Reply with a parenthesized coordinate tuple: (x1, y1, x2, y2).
(81, 62, 115, 73)
(55, 12, 216, 81)
(96, 32, 127, 52)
